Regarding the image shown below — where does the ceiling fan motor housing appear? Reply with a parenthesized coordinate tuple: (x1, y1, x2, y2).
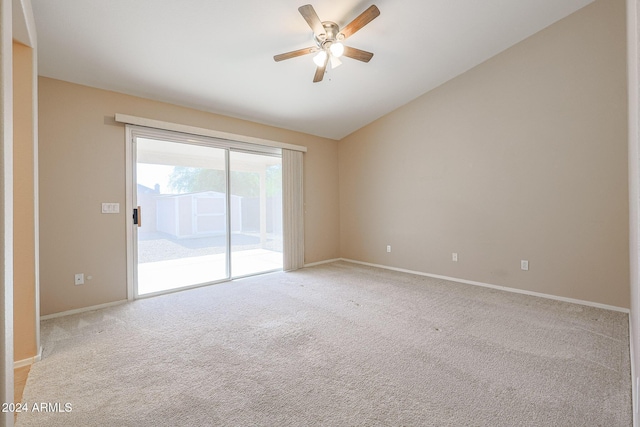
(315, 21, 344, 50)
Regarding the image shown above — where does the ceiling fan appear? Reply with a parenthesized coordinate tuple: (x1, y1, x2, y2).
(274, 4, 380, 83)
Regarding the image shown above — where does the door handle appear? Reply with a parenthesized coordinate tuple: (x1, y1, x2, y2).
(133, 206, 142, 227)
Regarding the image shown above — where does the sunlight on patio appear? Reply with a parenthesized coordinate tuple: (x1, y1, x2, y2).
(137, 248, 283, 295)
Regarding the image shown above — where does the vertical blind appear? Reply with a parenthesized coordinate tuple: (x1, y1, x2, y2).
(282, 149, 304, 271)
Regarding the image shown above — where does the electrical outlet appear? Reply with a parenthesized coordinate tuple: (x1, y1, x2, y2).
(452, 253, 458, 262)
(74, 273, 84, 285)
(386, 245, 391, 253)
(521, 260, 529, 271)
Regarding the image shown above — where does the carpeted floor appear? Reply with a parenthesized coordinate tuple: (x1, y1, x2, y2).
(17, 262, 631, 426)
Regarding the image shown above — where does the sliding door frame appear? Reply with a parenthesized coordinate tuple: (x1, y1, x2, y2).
(125, 126, 135, 301)
(125, 125, 285, 300)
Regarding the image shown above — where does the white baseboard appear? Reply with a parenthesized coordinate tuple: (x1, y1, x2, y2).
(304, 258, 342, 268)
(14, 346, 42, 368)
(339, 258, 630, 314)
(41, 300, 128, 321)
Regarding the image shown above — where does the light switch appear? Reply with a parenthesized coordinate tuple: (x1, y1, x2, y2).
(101, 203, 120, 214)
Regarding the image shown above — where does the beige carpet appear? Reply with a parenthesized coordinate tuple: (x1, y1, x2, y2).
(17, 262, 631, 426)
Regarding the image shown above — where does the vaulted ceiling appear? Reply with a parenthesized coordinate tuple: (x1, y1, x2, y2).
(31, 0, 595, 140)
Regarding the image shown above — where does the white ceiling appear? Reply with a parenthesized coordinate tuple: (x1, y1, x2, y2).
(30, 0, 595, 140)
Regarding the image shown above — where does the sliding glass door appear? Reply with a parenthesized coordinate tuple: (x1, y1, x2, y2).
(229, 151, 283, 277)
(135, 138, 229, 295)
(133, 132, 283, 297)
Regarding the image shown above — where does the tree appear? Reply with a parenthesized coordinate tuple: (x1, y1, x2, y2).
(169, 166, 271, 197)
(168, 167, 225, 193)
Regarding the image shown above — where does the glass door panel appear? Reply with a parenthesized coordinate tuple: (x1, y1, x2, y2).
(229, 151, 283, 277)
(136, 138, 228, 295)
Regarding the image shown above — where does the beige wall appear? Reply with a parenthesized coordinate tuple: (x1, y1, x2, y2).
(13, 41, 37, 360)
(38, 77, 339, 315)
(339, 0, 629, 308)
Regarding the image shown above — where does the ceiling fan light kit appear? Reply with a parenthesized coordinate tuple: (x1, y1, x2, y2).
(313, 50, 328, 67)
(274, 4, 380, 83)
(329, 42, 344, 58)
